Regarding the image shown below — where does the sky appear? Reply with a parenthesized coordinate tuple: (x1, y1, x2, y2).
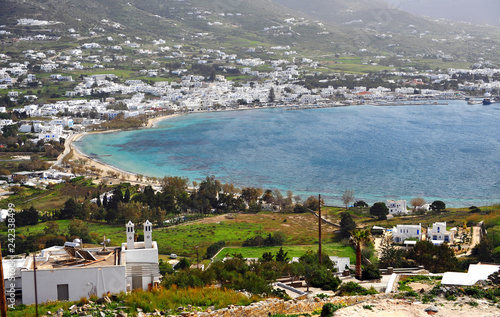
(384, 0, 500, 25)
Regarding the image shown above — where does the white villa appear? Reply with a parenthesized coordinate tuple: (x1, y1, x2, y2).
(4, 220, 159, 305)
(427, 222, 456, 245)
(386, 200, 408, 215)
(392, 224, 422, 244)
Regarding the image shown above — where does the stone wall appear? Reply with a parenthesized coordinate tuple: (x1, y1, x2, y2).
(180, 294, 387, 317)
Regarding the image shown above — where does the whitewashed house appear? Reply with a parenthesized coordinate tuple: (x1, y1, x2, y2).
(427, 222, 456, 245)
(386, 200, 408, 215)
(392, 224, 422, 244)
(7, 220, 159, 305)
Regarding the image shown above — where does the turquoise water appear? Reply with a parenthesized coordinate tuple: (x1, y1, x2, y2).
(76, 101, 500, 207)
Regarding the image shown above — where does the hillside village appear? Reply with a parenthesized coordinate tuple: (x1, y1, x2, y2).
(2, 1, 500, 316)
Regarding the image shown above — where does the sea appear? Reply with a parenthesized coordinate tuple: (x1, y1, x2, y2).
(75, 100, 500, 207)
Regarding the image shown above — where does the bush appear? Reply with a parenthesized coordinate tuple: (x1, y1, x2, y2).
(337, 281, 378, 296)
(361, 264, 381, 280)
(205, 241, 225, 259)
(321, 303, 345, 317)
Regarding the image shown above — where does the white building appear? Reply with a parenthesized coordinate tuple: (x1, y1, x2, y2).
(386, 200, 408, 215)
(121, 220, 160, 290)
(5, 220, 159, 305)
(442, 264, 500, 286)
(392, 224, 422, 244)
(427, 222, 456, 245)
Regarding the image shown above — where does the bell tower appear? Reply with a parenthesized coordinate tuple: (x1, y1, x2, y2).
(126, 221, 135, 250)
(144, 220, 153, 249)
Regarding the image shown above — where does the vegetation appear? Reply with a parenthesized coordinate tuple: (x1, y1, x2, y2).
(350, 229, 371, 280)
(339, 212, 356, 239)
(370, 202, 389, 220)
(337, 282, 378, 296)
(8, 286, 256, 317)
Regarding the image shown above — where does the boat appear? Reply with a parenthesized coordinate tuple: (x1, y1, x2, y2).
(467, 99, 482, 105)
(483, 98, 492, 105)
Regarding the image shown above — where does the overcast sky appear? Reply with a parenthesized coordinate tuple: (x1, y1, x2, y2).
(384, 0, 500, 25)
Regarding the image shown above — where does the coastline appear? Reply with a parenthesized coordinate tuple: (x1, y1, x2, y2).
(63, 113, 180, 185)
(58, 102, 500, 207)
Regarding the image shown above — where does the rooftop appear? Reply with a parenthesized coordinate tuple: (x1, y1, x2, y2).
(28, 246, 119, 270)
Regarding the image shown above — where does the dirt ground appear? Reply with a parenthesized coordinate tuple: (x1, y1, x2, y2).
(333, 297, 500, 317)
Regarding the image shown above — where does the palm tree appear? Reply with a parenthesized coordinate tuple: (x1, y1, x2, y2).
(350, 229, 371, 280)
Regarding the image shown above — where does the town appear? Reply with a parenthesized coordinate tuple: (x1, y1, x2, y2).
(2, 2, 500, 316)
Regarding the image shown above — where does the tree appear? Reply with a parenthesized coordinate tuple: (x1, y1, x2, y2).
(350, 229, 371, 280)
(407, 240, 457, 273)
(471, 236, 494, 262)
(354, 200, 368, 208)
(124, 187, 131, 203)
(68, 219, 92, 243)
(268, 87, 275, 102)
(275, 247, 289, 263)
(370, 202, 389, 220)
(262, 189, 274, 203)
(60, 198, 81, 219)
(43, 221, 60, 235)
(339, 212, 356, 239)
(305, 195, 324, 211)
(241, 187, 263, 204)
(342, 189, 355, 210)
(261, 252, 274, 262)
(378, 234, 406, 268)
(410, 197, 426, 212)
(430, 200, 446, 212)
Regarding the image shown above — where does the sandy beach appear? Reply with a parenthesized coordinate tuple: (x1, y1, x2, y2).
(61, 113, 180, 185)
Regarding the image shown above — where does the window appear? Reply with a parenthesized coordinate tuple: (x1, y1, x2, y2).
(417, 230, 419, 235)
(437, 227, 440, 233)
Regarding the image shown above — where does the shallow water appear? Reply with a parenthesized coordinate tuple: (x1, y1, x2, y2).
(76, 101, 500, 207)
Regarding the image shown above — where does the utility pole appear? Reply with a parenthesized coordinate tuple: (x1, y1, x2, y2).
(318, 194, 322, 265)
(196, 245, 199, 270)
(0, 243, 8, 317)
(33, 253, 38, 317)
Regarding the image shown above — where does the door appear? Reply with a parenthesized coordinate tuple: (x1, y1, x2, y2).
(57, 284, 69, 301)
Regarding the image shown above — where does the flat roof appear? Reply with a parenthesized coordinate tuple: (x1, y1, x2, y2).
(29, 248, 118, 270)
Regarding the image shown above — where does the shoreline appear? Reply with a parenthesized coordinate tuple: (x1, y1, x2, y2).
(63, 113, 180, 185)
(60, 103, 500, 207)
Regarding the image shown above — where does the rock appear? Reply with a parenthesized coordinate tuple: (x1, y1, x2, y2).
(187, 304, 192, 311)
(425, 306, 439, 315)
(177, 306, 185, 312)
(116, 311, 128, 317)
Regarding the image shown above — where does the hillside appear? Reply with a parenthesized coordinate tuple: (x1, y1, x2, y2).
(1, 0, 500, 63)
(273, 0, 444, 33)
(385, 0, 500, 26)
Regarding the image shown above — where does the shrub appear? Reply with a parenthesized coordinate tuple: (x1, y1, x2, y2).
(205, 241, 225, 259)
(337, 282, 378, 296)
(361, 264, 381, 280)
(321, 303, 345, 317)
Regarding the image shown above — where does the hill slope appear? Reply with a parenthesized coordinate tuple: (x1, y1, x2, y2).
(1, 0, 500, 63)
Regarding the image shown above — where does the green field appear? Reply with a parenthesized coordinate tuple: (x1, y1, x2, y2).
(214, 244, 355, 262)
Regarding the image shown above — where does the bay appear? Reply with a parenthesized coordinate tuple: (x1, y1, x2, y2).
(76, 101, 500, 207)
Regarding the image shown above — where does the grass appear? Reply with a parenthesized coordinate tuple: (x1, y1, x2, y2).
(8, 286, 258, 316)
(214, 244, 355, 262)
(10, 211, 343, 258)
